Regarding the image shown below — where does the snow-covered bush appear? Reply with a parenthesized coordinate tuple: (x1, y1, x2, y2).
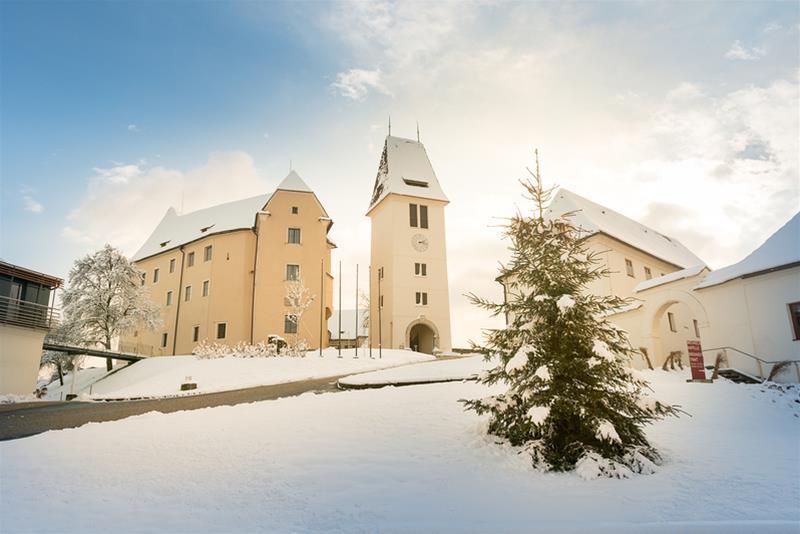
(192, 337, 307, 359)
(463, 152, 679, 477)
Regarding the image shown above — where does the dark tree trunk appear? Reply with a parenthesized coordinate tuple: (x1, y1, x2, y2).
(105, 334, 112, 371)
(57, 361, 64, 386)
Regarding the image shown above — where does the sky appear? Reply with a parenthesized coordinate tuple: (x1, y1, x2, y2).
(1, 1, 798, 347)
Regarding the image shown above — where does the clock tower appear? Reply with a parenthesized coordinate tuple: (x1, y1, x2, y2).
(367, 135, 452, 353)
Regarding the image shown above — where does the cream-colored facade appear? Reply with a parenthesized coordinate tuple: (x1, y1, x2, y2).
(367, 136, 452, 353)
(121, 171, 334, 355)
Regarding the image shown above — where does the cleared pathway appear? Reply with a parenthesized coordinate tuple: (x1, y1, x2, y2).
(0, 375, 344, 441)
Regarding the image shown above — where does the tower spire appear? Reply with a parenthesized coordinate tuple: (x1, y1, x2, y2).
(388, 115, 391, 136)
(416, 121, 420, 142)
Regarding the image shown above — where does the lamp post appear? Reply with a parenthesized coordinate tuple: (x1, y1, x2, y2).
(354, 263, 359, 359)
(338, 260, 342, 358)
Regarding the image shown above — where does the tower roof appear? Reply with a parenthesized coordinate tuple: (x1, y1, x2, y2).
(367, 135, 448, 213)
(277, 170, 313, 193)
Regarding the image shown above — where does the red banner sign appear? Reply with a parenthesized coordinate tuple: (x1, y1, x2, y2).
(687, 340, 706, 380)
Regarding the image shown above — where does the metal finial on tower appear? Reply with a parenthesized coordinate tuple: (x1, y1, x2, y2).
(388, 115, 391, 136)
(416, 121, 420, 142)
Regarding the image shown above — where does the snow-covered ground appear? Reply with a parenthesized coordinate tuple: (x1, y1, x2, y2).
(339, 353, 490, 387)
(87, 348, 433, 399)
(43, 367, 112, 400)
(1, 371, 797, 532)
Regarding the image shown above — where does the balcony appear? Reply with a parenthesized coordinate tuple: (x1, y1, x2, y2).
(0, 295, 59, 330)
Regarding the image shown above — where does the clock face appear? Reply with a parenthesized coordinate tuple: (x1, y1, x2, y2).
(412, 233, 429, 252)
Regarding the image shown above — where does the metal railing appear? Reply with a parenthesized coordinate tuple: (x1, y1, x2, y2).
(702, 346, 800, 382)
(0, 295, 59, 330)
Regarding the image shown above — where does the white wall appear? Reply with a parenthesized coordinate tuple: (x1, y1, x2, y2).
(0, 324, 46, 395)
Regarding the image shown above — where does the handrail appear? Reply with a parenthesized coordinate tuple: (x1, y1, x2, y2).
(701, 346, 800, 365)
(0, 295, 59, 330)
(42, 342, 145, 362)
(703, 345, 800, 382)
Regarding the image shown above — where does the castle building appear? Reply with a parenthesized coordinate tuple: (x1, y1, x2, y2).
(367, 135, 452, 354)
(121, 171, 334, 355)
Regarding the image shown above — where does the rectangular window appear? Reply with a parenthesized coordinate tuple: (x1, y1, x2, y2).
(415, 263, 428, 276)
(415, 292, 428, 305)
(693, 319, 700, 338)
(789, 302, 800, 340)
(204, 245, 213, 262)
(153, 268, 160, 284)
(409, 203, 418, 227)
(288, 228, 301, 244)
(187, 252, 195, 267)
(192, 326, 200, 343)
(185, 285, 192, 302)
(202, 280, 209, 297)
(284, 315, 297, 334)
(644, 266, 652, 280)
(420, 205, 428, 229)
(141, 273, 146, 286)
(668, 312, 676, 332)
(216, 323, 227, 339)
(286, 264, 300, 281)
(291, 206, 299, 214)
(380, 295, 384, 307)
(625, 259, 634, 277)
(161, 332, 168, 348)
(169, 258, 176, 273)
(166, 291, 173, 306)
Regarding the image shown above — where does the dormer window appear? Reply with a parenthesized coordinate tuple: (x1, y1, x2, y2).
(403, 178, 429, 188)
(159, 240, 170, 248)
(200, 224, 215, 233)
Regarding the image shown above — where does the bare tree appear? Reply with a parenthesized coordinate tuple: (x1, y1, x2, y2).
(284, 278, 315, 356)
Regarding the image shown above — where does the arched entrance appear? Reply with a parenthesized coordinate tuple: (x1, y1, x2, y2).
(406, 319, 439, 354)
(640, 288, 710, 368)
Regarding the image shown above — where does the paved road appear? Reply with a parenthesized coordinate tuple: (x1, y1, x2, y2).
(0, 375, 344, 441)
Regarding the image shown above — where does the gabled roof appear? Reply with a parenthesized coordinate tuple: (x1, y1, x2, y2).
(367, 135, 448, 214)
(277, 170, 313, 193)
(546, 189, 705, 269)
(131, 194, 269, 261)
(695, 212, 800, 289)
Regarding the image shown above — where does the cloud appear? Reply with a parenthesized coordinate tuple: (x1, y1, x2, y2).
(724, 40, 766, 60)
(63, 151, 267, 255)
(331, 68, 391, 100)
(23, 195, 44, 213)
(127, 124, 140, 132)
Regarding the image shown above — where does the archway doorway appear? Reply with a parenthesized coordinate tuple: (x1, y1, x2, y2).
(409, 323, 436, 354)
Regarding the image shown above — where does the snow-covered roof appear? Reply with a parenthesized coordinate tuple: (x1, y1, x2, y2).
(367, 135, 448, 213)
(546, 189, 705, 269)
(601, 300, 643, 317)
(635, 264, 708, 293)
(695, 212, 800, 289)
(132, 194, 269, 261)
(328, 309, 369, 340)
(277, 170, 312, 193)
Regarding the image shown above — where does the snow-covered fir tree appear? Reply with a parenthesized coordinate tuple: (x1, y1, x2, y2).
(61, 244, 161, 370)
(463, 152, 679, 478)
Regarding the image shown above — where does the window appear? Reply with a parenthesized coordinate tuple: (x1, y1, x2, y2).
(141, 273, 146, 286)
(789, 302, 800, 340)
(216, 323, 227, 339)
(415, 292, 428, 306)
(284, 315, 297, 334)
(415, 263, 427, 276)
(667, 312, 676, 332)
(409, 203, 418, 227)
(202, 280, 209, 297)
(286, 264, 300, 281)
(693, 319, 701, 338)
(644, 266, 652, 280)
(192, 326, 200, 343)
(402, 178, 429, 188)
(187, 252, 195, 267)
(420, 205, 428, 229)
(204, 245, 213, 262)
(378, 267, 384, 279)
(169, 258, 176, 273)
(153, 268, 160, 283)
(380, 295, 384, 307)
(291, 206, 299, 214)
(166, 291, 173, 306)
(625, 259, 634, 277)
(288, 228, 301, 244)
(161, 333, 168, 348)
(185, 285, 192, 302)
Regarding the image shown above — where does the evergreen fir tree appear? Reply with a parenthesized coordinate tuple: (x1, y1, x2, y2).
(463, 152, 680, 478)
